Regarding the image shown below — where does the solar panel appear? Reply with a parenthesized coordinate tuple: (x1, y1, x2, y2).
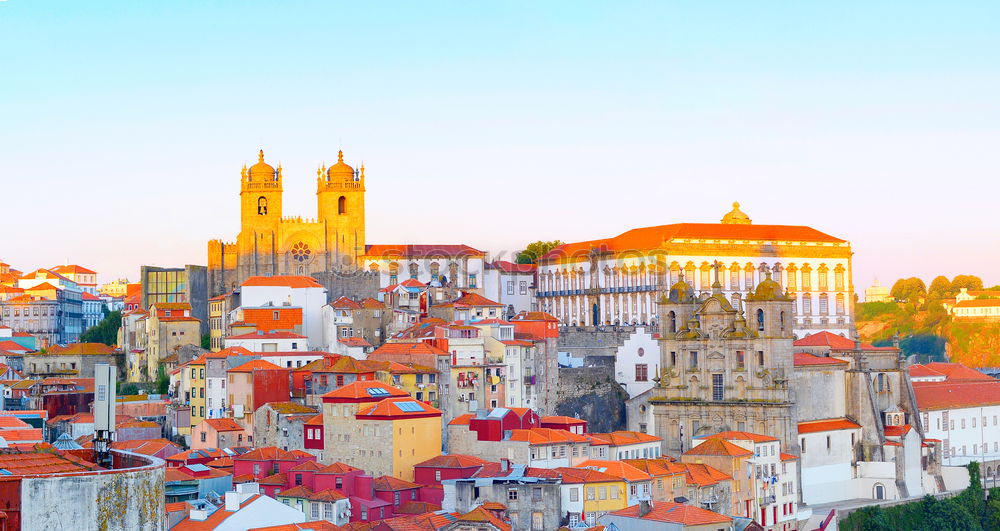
(395, 401, 425, 412)
(366, 387, 390, 397)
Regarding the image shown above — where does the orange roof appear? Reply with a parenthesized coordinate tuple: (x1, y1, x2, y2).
(684, 438, 752, 457)
(797, 418, 862, 434)
(541, 222, 844, 263)
(794, 352, 849, 367)
(415, 454, 489, 468)
(330, 296, 362, 310)
(555, 466, 622, 484)
(576, 459, 651, 482)
(228, 331, 306, 340)
(780, 453, 799, 461)
(172, 494, 262, 530)
(202, 418, 245, 432)
(229, 359, 284, 372)
(321, 380, 409, 402)
(319, 462, 362, 474)
(242, 275, 323, 288)
(508, 428, 591, 445)
(0, 448, 99, 475)
(45, 342, 115, 355)
(448, 413, 474, 426)
(338, 337, 373, 348)
(373, 475, 422, 491)
(26, 282, 59, 292)
(540, 415, 586, 425)
(913, 380, 1000, 410)
(364, 244, 485, 258)
(587, 431, 661, 446)
(241, 307, 303, 332)
(489, 260, 536, 274)
(704, 431, 778, 443)
(0, 416, 31, 429)
(793, 331, 892, 351)
(370, 342, 450, 357)
(434, 291, 503, 308)
(453, 506, 512, 531)
(510, 311, 559, 322)
(49, 264, 97, 275)
(922, 362, 994, 381)
(954, 299, 1000, 308)
(609, 500, 731, 525)
(356, 397, 442, 419)
(236, 447, 299, 461)
(247, 522, 344, 531)
(909, 365, 945, 378)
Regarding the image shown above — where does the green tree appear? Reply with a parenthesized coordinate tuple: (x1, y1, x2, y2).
(854, 506, 892, 531)
(952, 275, 984, 293)
(119, 382, 140, 396)
(155, 365, 169, 395)
(201, 334, 211, 350)
(890, 277, 926, 304)
(928, 276, 953, 299)
(515, 240, 563, 264)
(80, 310, 122, 346)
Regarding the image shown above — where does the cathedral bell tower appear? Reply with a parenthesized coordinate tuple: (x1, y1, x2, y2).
(238, 149, 283, 275)
(317, 150, 366, 267)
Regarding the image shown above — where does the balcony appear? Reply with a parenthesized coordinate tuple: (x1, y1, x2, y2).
(760, 495, 776, 505)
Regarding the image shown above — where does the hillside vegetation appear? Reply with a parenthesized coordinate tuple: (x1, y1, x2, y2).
(855, 275, 1000, 367)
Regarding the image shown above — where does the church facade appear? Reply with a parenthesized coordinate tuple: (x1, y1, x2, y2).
(208, 150, 367, 297)
(535, 203, 854, 338)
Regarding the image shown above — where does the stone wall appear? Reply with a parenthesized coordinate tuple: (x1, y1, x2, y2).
(20, 452, 165, 531)
(313, 270, 380, 302)
(554, 366, 628, 433)
(557, 326, 635, 361)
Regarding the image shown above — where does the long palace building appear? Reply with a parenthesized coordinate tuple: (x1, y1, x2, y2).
(535, 203, 853, 338)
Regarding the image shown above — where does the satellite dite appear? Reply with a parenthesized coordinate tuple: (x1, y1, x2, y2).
(93, 363, 117, 468)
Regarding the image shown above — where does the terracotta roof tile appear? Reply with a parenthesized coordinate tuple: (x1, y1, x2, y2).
(797, 417, 862, 433)
(242, 276, 323, 288)
(364, 244, 485, 258)
(684, 438, 753, 457)
(794, 352, 850, 367)
(913, 380, 1000, 410)
(415, 454, 489, 468)
(575, 459, 651, 482)
(609, 500, 731, 525)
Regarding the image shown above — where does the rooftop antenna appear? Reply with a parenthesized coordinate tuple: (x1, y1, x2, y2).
(93, 363, 117, 468)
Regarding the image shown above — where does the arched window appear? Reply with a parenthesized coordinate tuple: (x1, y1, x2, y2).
(668, 311, 677, 334)
(337, 196, 346, 215)
(408, 263, 419, 279)
(756, 309, 765, 331)
(780, 311, 786, 331)
(257, 196, 267, 215)
(873, 483, 885, 500)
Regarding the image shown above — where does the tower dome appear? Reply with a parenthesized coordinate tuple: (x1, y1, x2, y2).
(749, 271, 786, 300)
(326, 150, 355, 180)
(721, 202, 752, 224)
(248, 149, 276, 181)
(668, 274, 694, 303)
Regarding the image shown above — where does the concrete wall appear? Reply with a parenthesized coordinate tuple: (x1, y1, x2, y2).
(557, 327, 635, 361)
(20, 452, 165, 531)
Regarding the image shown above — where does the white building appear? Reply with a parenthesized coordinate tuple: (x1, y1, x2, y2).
(797, 418, 864, 505)
(81, 292, 104, 331)
(225, 330, 309, 353)
(239, 276, 327, 349)
(482, 260, 536, 315)
(614, 326, 659, 399)
(535, 203, 854, 337)
(912, 363, 1000, 476)
(362, 245, 486, 294)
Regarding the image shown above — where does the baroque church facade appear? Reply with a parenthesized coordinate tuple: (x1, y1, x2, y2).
(649, 269, 799, 456)
(208, 150, 366, 296)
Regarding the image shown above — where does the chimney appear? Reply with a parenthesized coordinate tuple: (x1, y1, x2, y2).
(225, 491, 241, 511)
(639, 499, 653, 517)
(190, 508, 209, 521)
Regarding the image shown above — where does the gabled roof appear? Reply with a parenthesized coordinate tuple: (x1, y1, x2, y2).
(510, 311, 559, 322)
(242, 276, 323, 288)
(507, 428, 590, 445)
(913, 379, 1000, 410)
(203, 418, 245, 432)
(330, 296, 363, 310)
(452, 506, 512, 531)
(793, 331, 893, 351)
(319, 462, 362, 474)
(229, 359, 284, 372)
(555, 466, 622, 484)
(45, 342, 116, 356)
(373, 475, 421, 491)
(908, 364, 945, 378)
(489, 260, 536, 274)
(415, 454, 489, 468)
(356, 397, 442, 419)
(49, 264, 97, 275)
(236, 446, 299, 462)
(797, 418, 863, 434)
(684, 438, 752, 457)
(540, 415, 586, 425)
(322, 380, 410, 402)
(575, 460, 651, 482)
(587, 431, 661, 446)
(338, 337, 373, 348)
(434, 291, 504, 308)
(608, 500, 731, 525)
(922, 362, 994, 381)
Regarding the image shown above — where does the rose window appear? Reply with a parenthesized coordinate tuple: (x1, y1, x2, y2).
(291, 241, 311, 262)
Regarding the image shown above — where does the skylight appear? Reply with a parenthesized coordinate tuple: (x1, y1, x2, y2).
(395, 401, 425, 412)
(366, 387, 390, 397)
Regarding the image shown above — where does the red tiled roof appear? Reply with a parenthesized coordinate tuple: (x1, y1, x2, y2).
(508, 428, 590, 445)
(510, 311, 559, 322)
(576, 460, 651, 482)
(236, 447, 299, 462)
(704, 431, 778, 443)
(202, 418, 245, 432)
(913, 380, 1000, 410)
(685, 438, 753, 457)
(338, 337, 372, 348)
(242, 276, 323, 288)
(555, 466, 622, 484)
(247, 522, 344, 531)
(489, 260, 536, 274)
(794, 352, 849, 367)
(0, 449, 99, 475)
(228, 331, 307, 340)
(587, 431, 661, 446)
(780, 453, 799, 461)
(908, 365, 945, 378)
(370, 342, 450, 357)
(321, 380, 409, 402)
(373, 475, 421, 491)
(415, 454, 489, 468)
(609, 500, 731, 525)
(356, 397, 442, 419)
(433, 291, 504, 308)
(954, 299, 1000, 308)
(448, 414, 474, 426)
(364, 244, 485, 258)
(49, 264, 97, 275)
(229, 359, 284, 372)
(45, 343, 115, 355)
(540, 415, 586, 425)
(330, 296, 363, 310)
(793, 331, 893, 351)
(797, 418, 862, 434)
(922, 362, 993, 381)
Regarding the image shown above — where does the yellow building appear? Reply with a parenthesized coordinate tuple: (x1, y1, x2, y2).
(186, 354, 208, 426)
(208, 149, 367, 296)
(375, 362, 439, 406)
(556, 467, 628, 526)
(208, 295, 226, 351)
(146, 302, 201, 381)
(321, 381, 442, 481)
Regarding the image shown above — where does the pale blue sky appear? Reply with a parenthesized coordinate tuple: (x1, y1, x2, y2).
(2, 1, 998, 289)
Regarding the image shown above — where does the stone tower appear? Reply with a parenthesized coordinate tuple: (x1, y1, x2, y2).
(238, 149, 283, 277)
(317, 150, 366, 269)
(650, 265, 798, 456)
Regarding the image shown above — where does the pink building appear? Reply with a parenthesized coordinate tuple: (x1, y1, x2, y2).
(191, 417, 250, 450)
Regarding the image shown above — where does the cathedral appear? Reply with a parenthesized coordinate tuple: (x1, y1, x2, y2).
(208, 150, 366, 296)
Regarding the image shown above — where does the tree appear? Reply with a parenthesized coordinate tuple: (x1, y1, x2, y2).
(80, 310, 122, 346)
(928, 276, 953, 299)
(515, 240, 563, 264)
(890, 277, 926, 304)
(952, 275, 984, 293)
(155, 365, 169, 395)
(201, 334, 211, 350)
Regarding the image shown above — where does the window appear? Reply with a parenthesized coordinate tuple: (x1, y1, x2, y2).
(520, 281, 528, 295)
(802, 294, 812, 314)
(690, 351, 698, 368)
(635, 364, 648, 382)
(468, 273, 477, 288)
(670, 351, 677, 366)
(819, 293, 829, 315)
(712, 374, 724, 401)
(598, 486, 607, 500)
(758, 351, 765, 366)
(586, 487, 595, 500)
(508, 488, 518, 501)
(736, 350, 745, 369)
(200, 432, 207, 442)
(836, 293, 845, 315)
(507, 281, 514, 295)
(756, 309, 765, 331)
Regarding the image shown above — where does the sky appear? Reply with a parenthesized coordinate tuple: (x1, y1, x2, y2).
(2, 1, 999, 290)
